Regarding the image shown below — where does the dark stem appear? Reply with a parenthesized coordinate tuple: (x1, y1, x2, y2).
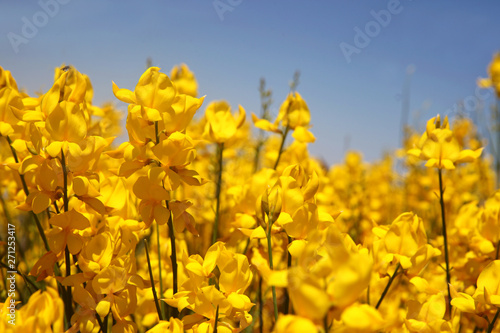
(213, 305, 219, 333)
(144, 239, 163, 321)
(438, 168, 452, 317)
(61, 150, 69, 212)
(375, 263, 401, 309)
(211, 143, 224, 245)
(488, 308, 500, 333)
(267, 221, 278, 322)
(282, 235, 292, 314)
(156, 222, 165, 319)
(258, 276, 263, 333)
(63, 245, 74, 326)
(166, 201, 179, 318)
(273, 126, 290, 170)
(61, 150, 74, 326)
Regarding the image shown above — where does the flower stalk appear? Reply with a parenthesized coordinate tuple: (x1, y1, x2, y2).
(438, 168, 452, 316)
(145, 239, 163, 321)
(166, 201, 179, 318)
(211, 142, 224, 245)
(375, 263, 401, 309)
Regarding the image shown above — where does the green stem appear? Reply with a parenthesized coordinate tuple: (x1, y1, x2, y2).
(258, 276, 263, 333)
(63, 246, 74, 324)
(211, 143, 224, 245)
(96, 313, 106, 333)
(166, 201, 179, 318)
(154, 122, 165, 319)
(61, 149, 74, 326)
(273, 126, 290, 170)
(5, 136, 50, 252)
(213, 305, 219, 333)
(282, 235, 292, 314)
(267, 223, 279, 323)
(375, 263, 401, 309)
(61, 150, 69, 212)
(156, 222, 165, 319)
(145, 239, 163, 321)
(488, 308, 500, 333)
(155, 121, 160, 145)
(438, 168, 452, 316)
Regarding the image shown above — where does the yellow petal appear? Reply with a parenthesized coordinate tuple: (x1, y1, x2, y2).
(112, 81, 136, 104)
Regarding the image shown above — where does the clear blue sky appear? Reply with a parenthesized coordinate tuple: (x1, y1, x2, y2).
(1, 0, 499, 165)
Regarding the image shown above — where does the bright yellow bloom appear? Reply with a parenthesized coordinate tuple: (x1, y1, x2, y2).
(473, 260, 500, 307)
(44, 100, 87, 157)
(146, 317, 184, 333)
(341, 303, 385, 332)
(478, 53, 500, 98)
(46, 209, 90, 255)
(408, 115, 483, 169)
(152, 132, 205, 190)
(0, 66, 23, 136)
(274, 315, 318, 333)
(113, 67, 176, 122)
(405, 294, 452, 332)
(203, 101, 246, 143)
(252, 92, 315, 143)
(17, 287, 65, 332)
(132, 167, 170, 227)
(170, 63, 198, 97)
(375, 212, 437, 270)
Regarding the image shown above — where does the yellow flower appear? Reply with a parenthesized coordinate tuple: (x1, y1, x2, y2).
(146, 318, 184, 333)
(252, 92, 315, 143)
(408, 115, 483, 170)
(377, 212, 432, 269)
(277, 92, 311, 130)
(404, 294, 451, 332)
(92, 265, 139, 320)
(44, 100, 87, 157)
(341, 303, 385, 332)
(478, 53, 500, 98)
(52, 65, 90, 105)
(46, 209, 90, 255)
(152, 132, 205, 190)
(17, 157, 62, 214)
(132, 167, 170, 227)
(203, 101, 246, 143)
(0, 66, 23, 136)
(473, 260, 500, 307)
(17, 288, 65, 332)
(78, 232, 115, 275)
(274, 315, 318, 333)
(113, 67, 176, 122)
(170, 63, 198, 97)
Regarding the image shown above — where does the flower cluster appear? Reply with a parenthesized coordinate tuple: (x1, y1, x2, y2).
(1, 57, 500, 333)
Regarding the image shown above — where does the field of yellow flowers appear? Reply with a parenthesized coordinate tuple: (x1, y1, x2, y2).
(1, 54, 500, 333)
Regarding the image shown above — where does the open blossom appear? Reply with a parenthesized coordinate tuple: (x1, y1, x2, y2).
(252, 92, 315, 143)
(203, 100, 246, 143)
(170, 63, 198, 97)
(408, 115, 483, 169)
(478, 52, 500, 98)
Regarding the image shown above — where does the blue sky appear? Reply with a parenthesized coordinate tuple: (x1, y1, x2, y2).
(1, 0, 499, 165)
